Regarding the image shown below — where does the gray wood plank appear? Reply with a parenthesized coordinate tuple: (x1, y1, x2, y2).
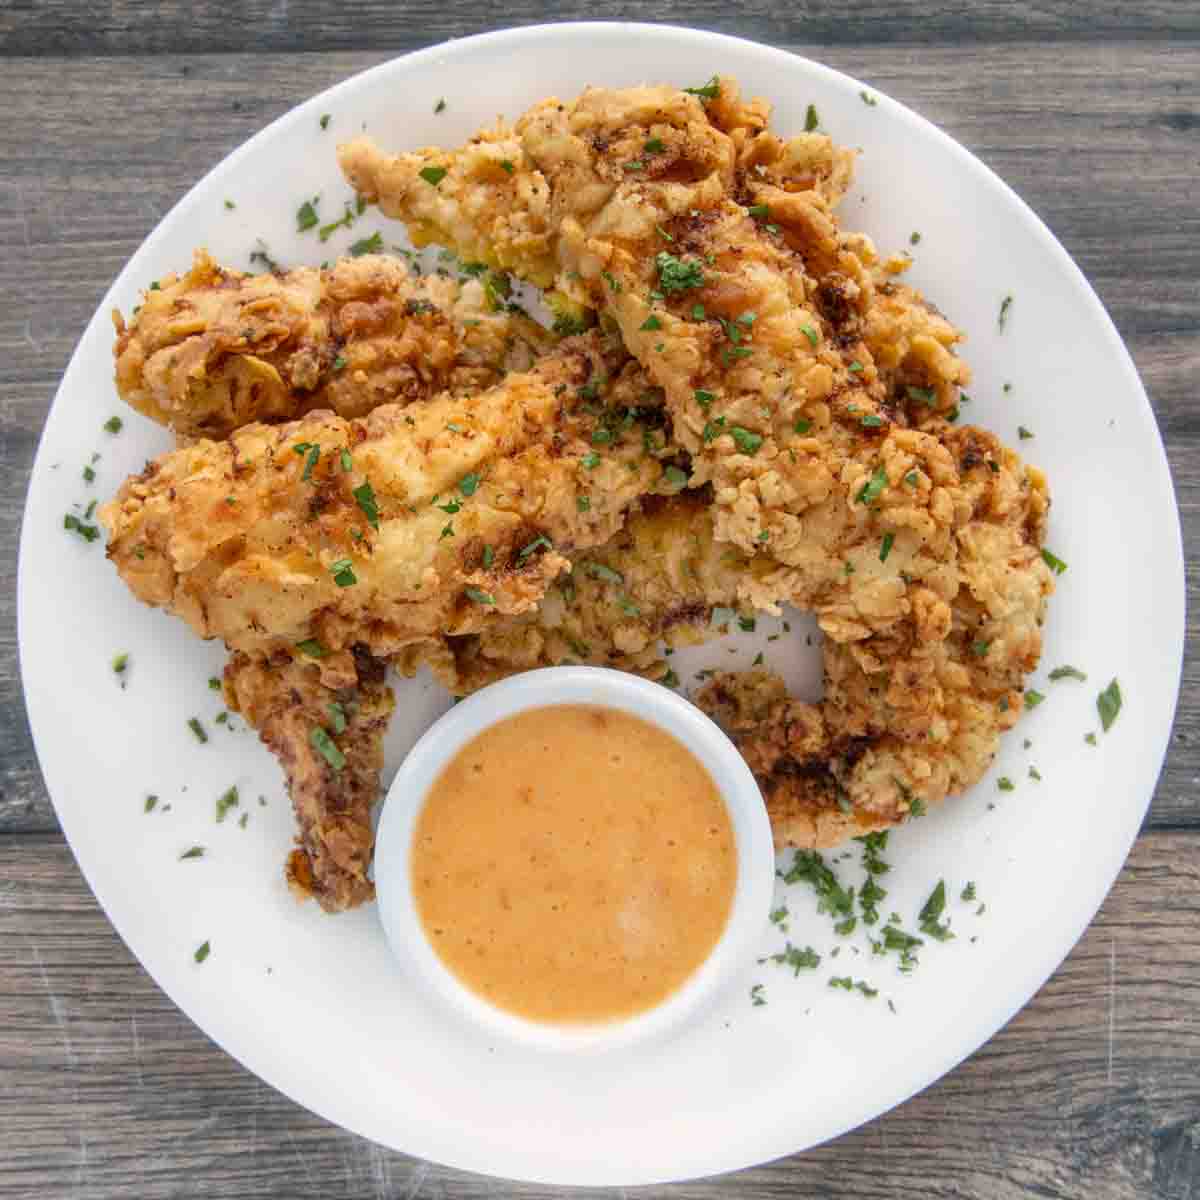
(2, 1, 1198, 57)
(1, 43, 1197, 835)
(0, 831, 1196, 1198)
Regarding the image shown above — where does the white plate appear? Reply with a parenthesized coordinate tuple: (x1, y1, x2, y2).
(18, 22, 1184, 1186)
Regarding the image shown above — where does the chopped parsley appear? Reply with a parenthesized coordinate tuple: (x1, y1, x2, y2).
(1049, 664, 1087, 682)
(434, 98, 446, 114)
(327, 702, 347, 734)
(82, 464, 95, 484)
(296, 442, 320, 481)
(582, 451, 601, 470)
(1097, 678, 1122, 732)
(310, 726, 346, 771)
(645, 137, 665, 153)
(179, 846, 205, 861)
(215, 786, 239, 823)
(419, 165, 448, 187)
(860, 90, 878, 106)
(353, 480, 380, 529)
(103, 416, 123, 434)
(499, 159, 514, 174)
(348, 231, 383, 257)
(731, 427, 763, 455)
(601, 270, 621, 292)
(319, 114, 331, 130)
(296, 198, 319, 232)
(997, 776, 1015, 792)
(482, 545, 494, 567)
(999, 294, 1014, 331)
(692, 303, 706, 320)
(856, 465, 888, 505)
(879, 532, 895, 562)
(804, 103, 820, 132)
(750, 983, 766, 1006)
(910, 231, 922, 245)
(1041, 548, 1068, 575)
(794, 417, 812, 434)
(339, 449, 352, 472)
(694, 388, 715, 409)
(782, 850, 854, 921)
(187, 717, 208, 744)
(748, 204, 769, 219)
(1086, 732, 1098, 746)
(961, 882, 977, 903)
(143, 794, 158, 814)
(576, 495, 590, 512)
(329, 558, 357, 587)
(295, 639, 326, 658)
(684, 76, 721, 101)
(1018, 425, 1034, 440)
(860, 414, 884, 428)
(516, 534, 553, 563)
(640, 315, 662, 332)
(767, 942, 821, 975)
(464, 587, 495, 605)
(655, 251, 705, 294)
(918, 880, 954, 941)
(193, 941, 211, 964)
(800, 324, 819, 347)
(1024, 689, 1045, 709)
(663, 465, 689, 492)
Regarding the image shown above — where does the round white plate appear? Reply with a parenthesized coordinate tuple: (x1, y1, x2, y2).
(18, 22, 1184, 1186)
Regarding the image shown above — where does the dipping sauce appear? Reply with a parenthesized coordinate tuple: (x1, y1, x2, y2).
(412, 704, 737, 1024)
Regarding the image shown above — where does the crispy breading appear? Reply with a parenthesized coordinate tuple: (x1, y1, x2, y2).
(223, 648, 394, 912)
(113, 250, 554, 438)
(99, 333, 673, 665)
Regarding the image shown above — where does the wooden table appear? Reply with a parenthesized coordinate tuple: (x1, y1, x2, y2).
(2, 4, 1196, 1196)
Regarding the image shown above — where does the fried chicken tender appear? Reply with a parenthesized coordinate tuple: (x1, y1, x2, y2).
(347, 79, 1054, 846)
(223, 648, 394, 912)
(100, 333, 673, 667)
(113, 250, 554, 439)
(397, 491, 761, 693)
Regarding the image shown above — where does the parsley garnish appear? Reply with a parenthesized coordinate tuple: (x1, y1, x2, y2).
(663, 465, 688, 492)
(419, 166, 448, 187)
(750, 983, 766, 1006)
(434, 98, 446, 114)
(187, 717, 208, 744)
(918, 880, 954, 941)
(499, 159, 514, 174)
(1097, 678, 1122, 732)
(879, 532, 895, 562)
(582, 451, 600, 470)
(103, 416, 123, 434)
(583, 562, 624, 586)
(860, 90, 878, 106)
(861, 414, 883, 428)
(179, 845, 205, 860)
(216, 786, 239, 823)
(997, 776, 1015, 792)
(1041, 548, 1068, 575)
(1018, 425, 1034, 440)
(296, 639, 325, 658)
(644, 137, 665, 154)
(731, 427, 763, 455)
(319, 114, 331, 130)
(327, 702, 347, 734)
(517, 535, 553, 563)
(856, 465, 888, 505)
(310, 726, 345, 771)
(464, 587, 495, 605)
(804, 103, 820, 132)
(684, 76, 720, 101)
(800, 325, 818, 347)
(1049, 664, 1087, 682)
(999, 294, 1013, 331)
(296, 198, 319, 232)
(1024, 689, 1045, 709)
(112, 653, 129, 676)
(961, 882, 977, 902)
(747, 204, 769, 219)
(144, 795, 158, 814)
(330, 558, 357, 587)
(353, 480, 380, 529)
(640, 315, 662, 332)
(767, 943, 821, 975)
(694, 389, 714, 409)
(349, 231, 383, 257)
(655, 252, 705, 294)
(782, 850, 854, 920)
(194, 941, 211, 964)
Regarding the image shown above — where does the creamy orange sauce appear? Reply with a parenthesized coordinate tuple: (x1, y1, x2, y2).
(412, 704, 737, 1024)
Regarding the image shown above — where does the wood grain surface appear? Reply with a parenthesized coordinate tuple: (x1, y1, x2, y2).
(1, 6, 1197, 1196)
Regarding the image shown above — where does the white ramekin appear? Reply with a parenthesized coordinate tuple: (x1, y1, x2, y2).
(373, 666, 774, 1051)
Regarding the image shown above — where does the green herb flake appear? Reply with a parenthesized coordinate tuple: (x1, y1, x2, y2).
(582, 451, 601, 470)
(747, 204, 770, 219)
(663, 465, 689, 492)
(1049, 665, 1088, 682)
(794, 418, 813, 435)
(112, 653, 129, 675)
(768, 942, 821, 975)
(329, 558, 357, 587)
(179, 846, 205, 861)
(750, 983, 766, 1007)
(103, 416, 123, 434)
(327, 702, 347, 735)
(1029, 765, 1043, 782)
(1018, 425, 1034, 440)
(1024, 689, 1045, 709)
(144, 794, 158, 814)
(481, 545, 495, 567)
(1097, 678, 1122, 732)
(879, 531, 895, 562)
(348, 231, 383, 257)
(319, 113, 331, 130)
(800, 324, 819, 347)
(434, 98, 446, 114)
(464, 587, 496, 605)
(731, 427, 764, 455)
(310, 726, 346, 771)
(583, 561, 624, 586)
(193, 941, 211, 964)
(187, 717, 208, 744)
(655, 251, 705, 294)
(860, 90, 878, 106)
(640, 315, 663, 332)
(1086, 732, 1098, 746)
(1041, 548, 1068, 575)
(295, 639, 326, 658)
(999, 294, 1014, 331)
(215, 786, 239, 823)
(296, 198, 319, 232)
(997, 776, 1015, 792)
(856, 465, 888, 505)
(644, 137, 666, 154)
(419, 166, 448, 187)
(684, 76, 721, 101)
(352, 480, 380, 529)
(517, 534, 553, 563)
(918, 880, 954, 942)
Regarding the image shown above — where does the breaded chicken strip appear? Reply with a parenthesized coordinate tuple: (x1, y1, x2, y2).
(100, 333, 673, 670)
(223, 648, 394, 912)
(114, 251, 554, 439)
(397, 490, 761, 693)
